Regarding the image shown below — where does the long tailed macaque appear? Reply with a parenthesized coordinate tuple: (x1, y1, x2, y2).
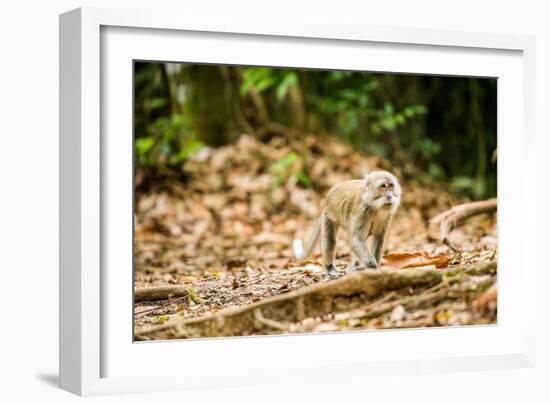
(293, 171, 401, 278)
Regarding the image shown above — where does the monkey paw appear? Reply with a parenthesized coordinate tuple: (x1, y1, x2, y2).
(326, 264, 340, 279)
(365, 260, 379, 269)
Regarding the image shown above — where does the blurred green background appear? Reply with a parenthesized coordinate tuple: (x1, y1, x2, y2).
(134, 62, 497, 198)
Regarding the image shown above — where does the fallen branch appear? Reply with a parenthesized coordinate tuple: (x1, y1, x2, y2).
(136, 267, 442, 339)
(430, 198, 497, 249)
(134, 285, 189, 302)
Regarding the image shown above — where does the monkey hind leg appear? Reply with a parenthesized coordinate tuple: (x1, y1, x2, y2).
(321, 215, 340, 279)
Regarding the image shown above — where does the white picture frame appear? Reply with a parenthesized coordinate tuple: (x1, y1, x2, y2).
(59, 6, 537, 396)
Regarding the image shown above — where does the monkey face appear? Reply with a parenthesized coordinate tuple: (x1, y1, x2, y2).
(364, 171, 402, 210)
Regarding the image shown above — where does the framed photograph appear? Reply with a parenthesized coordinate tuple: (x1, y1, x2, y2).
(60, 6, 537, 396)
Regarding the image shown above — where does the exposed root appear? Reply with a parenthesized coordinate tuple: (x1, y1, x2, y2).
(430, 198, 497, 249)
(136, 267, 443, 339)
(134, 285, 189, 302)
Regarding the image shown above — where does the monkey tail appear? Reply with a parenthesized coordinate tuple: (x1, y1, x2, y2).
(293, 219, 321, 262)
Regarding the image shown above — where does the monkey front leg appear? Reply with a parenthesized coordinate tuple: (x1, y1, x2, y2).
(371, 235, 386, 267)
(372, 218, 390, 266)
(350, 230, 378, 269)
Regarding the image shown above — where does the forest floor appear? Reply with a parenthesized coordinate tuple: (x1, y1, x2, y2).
(133, 132, 497, 340)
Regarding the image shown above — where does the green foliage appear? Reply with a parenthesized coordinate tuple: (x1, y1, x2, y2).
(134, 61, 497, 198)
(413, 137, 441, 160)
(268, 151, 311, 189)
(135, 137, 155, 157)
(449, 176, 476, 196)
(449, 176, 486, 199)
(153, 315, 169, 324)
(269, 151, 298, 175)
(134, 109, 203, 166)
(240, 68, 276, 95)
(371, 104, 427, 134)
(150, 97, 168, 110)
(187, 287, 203, 305)
(428, 162, 445, 179)
(176, 140, 205, 162)
(303, 71, 427, 151)
(134, 63, 206, 167)
(241, 68, 299, 101)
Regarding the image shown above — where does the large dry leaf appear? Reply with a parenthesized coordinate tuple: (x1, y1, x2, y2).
(381, 251, 452, 269)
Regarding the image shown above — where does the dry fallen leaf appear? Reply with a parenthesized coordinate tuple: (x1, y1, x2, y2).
(381, 251, 452, 269)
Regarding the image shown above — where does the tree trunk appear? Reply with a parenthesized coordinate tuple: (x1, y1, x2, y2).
(182, 65, 250, 146)
(288, 84, 306, 130)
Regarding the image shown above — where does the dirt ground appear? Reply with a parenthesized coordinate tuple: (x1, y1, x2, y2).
(133, 133, 497, 339)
